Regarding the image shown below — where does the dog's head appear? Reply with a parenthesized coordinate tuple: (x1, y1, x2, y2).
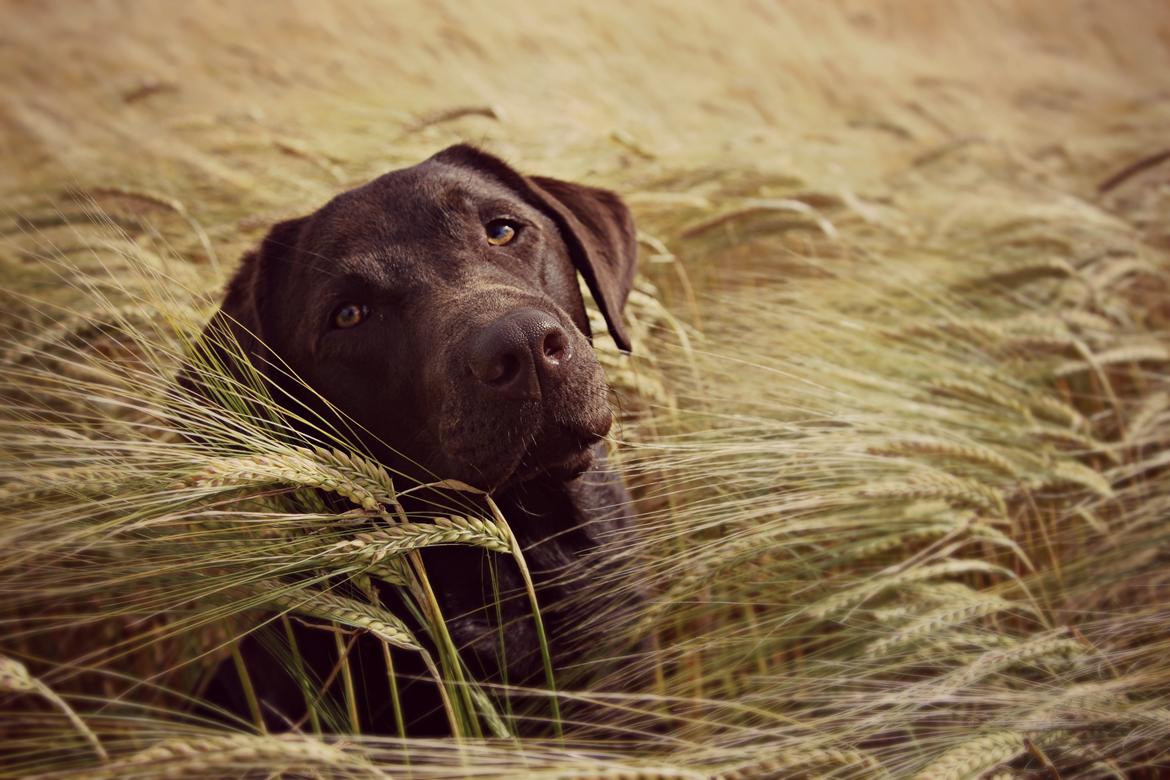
(184, 144, 636, 491)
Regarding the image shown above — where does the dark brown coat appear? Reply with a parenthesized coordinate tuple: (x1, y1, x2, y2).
(184, 144, 641, 734)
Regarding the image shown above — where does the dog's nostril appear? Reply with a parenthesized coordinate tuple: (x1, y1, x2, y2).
(542, 329, 569, 362)
(484, 353, 520, 386)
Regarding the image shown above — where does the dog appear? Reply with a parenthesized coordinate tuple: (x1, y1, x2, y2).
(182, 144, 640, 733)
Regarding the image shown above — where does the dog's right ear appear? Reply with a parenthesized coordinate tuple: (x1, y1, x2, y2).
(177, 218, 304, 405)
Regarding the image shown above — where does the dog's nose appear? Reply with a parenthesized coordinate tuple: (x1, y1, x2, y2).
(468, 309, 573, 400)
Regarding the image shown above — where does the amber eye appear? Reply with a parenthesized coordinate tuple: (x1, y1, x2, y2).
(333, 303, 367, 329)
(485, 219, 517, 246)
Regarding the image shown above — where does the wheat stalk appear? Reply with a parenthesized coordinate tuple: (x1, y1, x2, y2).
(932, 631, 1088, 698)
(1028, 393, 1087, 429)
(1088, 255, 1159, 291)
(1059, 309, 1117, 333)
(838, 521, 964, 563)
(868, 437, 1018, 476)
(808, 559, 1015, 620)
(858, 474, 1006, 516)
(554, 767, 703, 780)
(190, 446, 395, 511)
(0, 465, 137, 503)
(266, 588, 421, 651)
(864, 592, 1026, 657)
(1027, 460, 1114, 499)
(1127, 391, 1169, 442)
(900, 315, 1062, 341)
(1027, 426, 1116, 460)
(929, 376, 1086, 430)
(912, 730, 1029, 780)
(309, 446, 398, 505)
(1, 655, 107, 762)
(33, 733, 379, 779)
(979, 256, 1080, 283)
(714, 746, 886, 780)
(335, 515, 511, 561)
(1056, 342, 1170, 378)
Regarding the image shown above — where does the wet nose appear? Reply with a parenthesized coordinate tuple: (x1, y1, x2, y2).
(467, 308, 573, 400)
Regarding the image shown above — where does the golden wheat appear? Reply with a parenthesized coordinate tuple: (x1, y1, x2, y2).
(0, 655, 107, 762)
(912, 730, 1029, 780)
(32, 733, 375, 780)
(191, 447, 394, 511)
(266, 588, 421, 651)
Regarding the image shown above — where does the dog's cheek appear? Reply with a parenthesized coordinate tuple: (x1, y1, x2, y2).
(436, 391, 527, 484)
(556, 351, 614, 434)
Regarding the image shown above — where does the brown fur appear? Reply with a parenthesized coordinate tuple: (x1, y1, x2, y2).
(185, 144, 641, 734)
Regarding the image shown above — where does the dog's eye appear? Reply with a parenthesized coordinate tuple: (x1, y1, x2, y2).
(485, 219, 518, 246)
(333, 303, 368, 329)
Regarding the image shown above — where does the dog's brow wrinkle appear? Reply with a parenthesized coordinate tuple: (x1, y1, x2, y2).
(342, 254, 393, 285)
(439, 186, 468, 211)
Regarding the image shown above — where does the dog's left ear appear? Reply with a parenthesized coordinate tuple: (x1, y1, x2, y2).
(433, 144, 638, 352)
(525, 175, 638, 352)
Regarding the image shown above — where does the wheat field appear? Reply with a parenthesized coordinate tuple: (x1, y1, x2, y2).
(2, 2, 1170, 777)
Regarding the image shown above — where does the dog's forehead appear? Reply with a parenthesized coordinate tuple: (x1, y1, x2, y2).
(288, 161, 544, 288)
(308, 161, 527, 251)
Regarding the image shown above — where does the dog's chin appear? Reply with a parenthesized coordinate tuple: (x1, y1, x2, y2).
(442, 396, 614, 492)
(506, 407, 613, 488)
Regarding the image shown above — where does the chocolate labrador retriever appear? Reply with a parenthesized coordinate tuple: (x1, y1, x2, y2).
(184, 144, 640, 733)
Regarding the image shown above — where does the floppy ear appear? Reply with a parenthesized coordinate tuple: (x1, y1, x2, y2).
(526, 175, 638, 352)
(177, 218, 304, 403)
(432, 144, 638, 352)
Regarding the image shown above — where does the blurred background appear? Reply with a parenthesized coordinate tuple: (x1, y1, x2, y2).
(4, 1, 1168, 257)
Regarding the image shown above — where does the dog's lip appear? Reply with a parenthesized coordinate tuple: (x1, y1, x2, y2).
(543, 445, 596, 479)
(506, 428, 601, 485)
(539, 435, 597, 472)
(449, 426, 599, 493)
(442, 385, 613, 491)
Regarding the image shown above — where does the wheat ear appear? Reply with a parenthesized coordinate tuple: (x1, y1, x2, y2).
(714, 747, 886, 780)
(266, 588, 421, 651)
(912, 730, 1028, 780)
(864, 592, 1025, 657)
(858, 473, 1006, 515)
(808, 559, 1014, 620)
(191, 445, 396, 511)
(933, 631, 1087, 697)
(323, 515, 511, 566)
(868, 437, 1018, 476)
(40, 733, 379, 780)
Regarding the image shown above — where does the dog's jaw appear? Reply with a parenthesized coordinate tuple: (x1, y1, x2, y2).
(441, 413, 610, 493)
